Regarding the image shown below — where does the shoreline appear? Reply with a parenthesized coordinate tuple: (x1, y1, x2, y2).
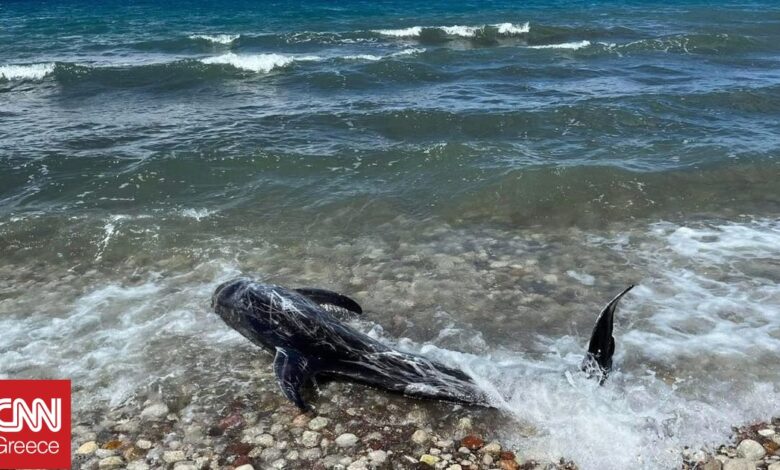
(71, 378, 780, 470)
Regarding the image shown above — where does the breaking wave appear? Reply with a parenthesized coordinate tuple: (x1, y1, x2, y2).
(199, 52, 320, 72)
(528, 40, 592, 50)
(374, 22, 530, 38)
(0, 63, 56, 81)
(188, 33, 240, 45)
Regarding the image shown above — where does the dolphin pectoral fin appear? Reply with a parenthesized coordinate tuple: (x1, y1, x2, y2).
(581, 285, 635, 384)
(273, 347, 316, 411)
(294, 287, 363, 315)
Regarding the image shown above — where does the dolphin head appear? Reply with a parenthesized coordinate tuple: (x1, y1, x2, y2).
(211, 277, 287, 349)
(211, 277, 250, 311)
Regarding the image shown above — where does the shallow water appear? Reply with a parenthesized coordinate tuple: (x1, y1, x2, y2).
(1, 1, 779, 469)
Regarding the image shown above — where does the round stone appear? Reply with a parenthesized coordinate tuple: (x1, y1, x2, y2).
(257, 433, 274, 447)
(301, 431, 320, 448)
(140, 403, 169, 420)
(411, 429, 429, 444)
(162, 450, 186, 464)
(335, 433, 359, 448)
(135, 439, 152, 450)
(368, 449, 387, 464)
(98, 457, 124, 470)
(308, 416, 329, 431)
(736, 439, 766, 461)
(76, 441, 98, 455)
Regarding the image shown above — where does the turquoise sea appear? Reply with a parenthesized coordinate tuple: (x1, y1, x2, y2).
(1, 1, 779, 468)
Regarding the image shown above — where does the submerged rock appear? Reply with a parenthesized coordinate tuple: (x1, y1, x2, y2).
(140, 403, 169, 420)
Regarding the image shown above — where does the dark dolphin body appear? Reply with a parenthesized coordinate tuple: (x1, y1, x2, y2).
(212, 277, 634, 411)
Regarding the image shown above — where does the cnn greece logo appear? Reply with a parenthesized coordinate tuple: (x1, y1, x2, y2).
(0, 397, 62, 432)
(0, 380, 70, 470)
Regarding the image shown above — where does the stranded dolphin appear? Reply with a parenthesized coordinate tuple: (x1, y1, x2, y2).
(211, 277, 633, 411)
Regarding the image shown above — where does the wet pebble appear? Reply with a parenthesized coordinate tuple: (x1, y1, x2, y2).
(736, 439, 766, 460)
(336, 433, 359, 448)
(457, 417, 472, 430)
(135, 439, 152, 450)
(77, 441, 98, 455)
(300, 447, 322, 460)
(97, 456, 124, 469)
(162, 450, 186, 464)
(309, 416, 329, 431)
(262, 448, 283, 461)
(347, 457, 369, 469)
(412, 429, 429, 445)
(140, 403, 169, 420)
(368, 449, 387, 464)
(126, 462, 150, 470)
(257, 433, 274, 447)
(291, 414, 310, 427)
(481, 441, 501, 455)
(95, 449, 115, 459)
(461, 435, 484, 450)
(302, 430, 321, 447)
(723, 459, 756, 470)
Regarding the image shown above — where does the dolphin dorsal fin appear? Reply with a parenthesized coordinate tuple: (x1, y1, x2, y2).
(294, 287, 363, 315)
(273, 348, 316, 411)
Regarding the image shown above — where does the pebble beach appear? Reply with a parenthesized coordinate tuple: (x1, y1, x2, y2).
(2, 1, 779, 469)
(70, 375, 780, 470)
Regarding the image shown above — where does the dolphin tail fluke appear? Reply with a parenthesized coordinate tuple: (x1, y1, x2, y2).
(295, 287, 363, 315)
(273, 347, 318, 411)
(581, 285, 635, 383)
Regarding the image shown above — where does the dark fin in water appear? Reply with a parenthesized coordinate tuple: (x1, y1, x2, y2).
(581, 285, 635, 384)
(273, 347, 316, 411)
(295, 287, 363, 315)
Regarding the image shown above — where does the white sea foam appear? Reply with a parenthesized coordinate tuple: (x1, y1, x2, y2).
(343, 54, 383, 61)
(496, 21, 530, 35)
(0, 260, 243, 408)
(373, 26, 423, 37)
(342, 48, 424, 61)
(440, 25, 480, 38)
(200, 52, 320, 72)
(391, 47, 425, 57)
(0, 63, 55, 80)
(189, 34, 240, 45)
(179, 208, 215, 221)
(529, 40, 591, 50)
(374, 22, 530, 38)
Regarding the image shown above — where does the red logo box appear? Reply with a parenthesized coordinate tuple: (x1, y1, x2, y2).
(0, 380, 71, 470)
